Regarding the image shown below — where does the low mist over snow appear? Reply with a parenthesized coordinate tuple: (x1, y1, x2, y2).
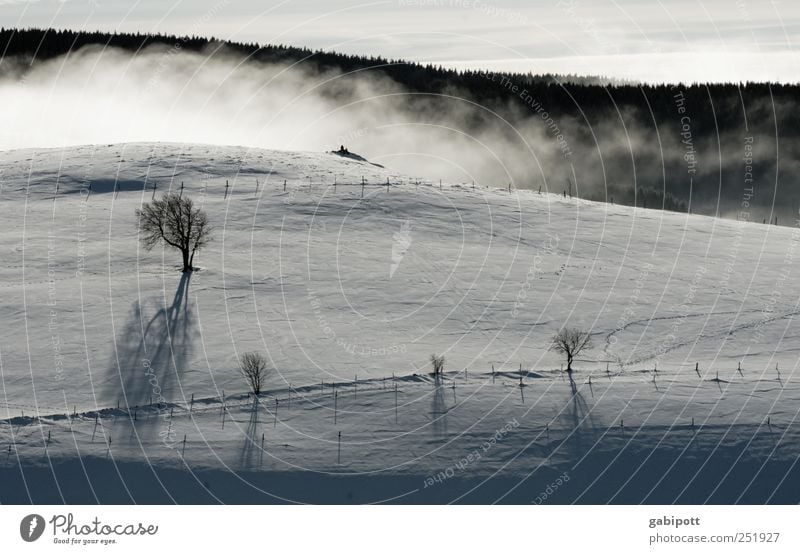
(2, 34, 799, 225)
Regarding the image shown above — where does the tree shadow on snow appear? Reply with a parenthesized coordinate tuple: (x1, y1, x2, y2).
(239, 398, 262, 470)
(431, 374, 448, 440)
(106, 272, 195, 412)
(560, 372, 598, 447)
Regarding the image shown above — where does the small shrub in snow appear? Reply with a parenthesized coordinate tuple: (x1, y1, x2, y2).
(430, 354, 445, 375)
(240, 352, 268, 395)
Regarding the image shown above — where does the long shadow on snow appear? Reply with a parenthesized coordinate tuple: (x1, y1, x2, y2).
(60, 179, 149, 195)
(562, 372, 599, 441)
(430, 375, 449, 441)
(239, 399, 263, 470)
(105, 273, 195, 448)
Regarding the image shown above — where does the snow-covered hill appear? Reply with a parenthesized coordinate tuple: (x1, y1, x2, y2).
(1, 142, 798, 503)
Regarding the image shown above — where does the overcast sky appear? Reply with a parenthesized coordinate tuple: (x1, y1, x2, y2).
(2, 0, 799, 83)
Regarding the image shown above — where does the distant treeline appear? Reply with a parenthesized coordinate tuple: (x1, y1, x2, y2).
(2, 28, 795, 121)
(2, 27, 799, 222)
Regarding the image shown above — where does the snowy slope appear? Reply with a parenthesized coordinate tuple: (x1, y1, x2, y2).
(0, 142, 799, 503)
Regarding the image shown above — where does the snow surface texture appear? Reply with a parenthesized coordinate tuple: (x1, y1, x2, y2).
(0, 142, 798, 504)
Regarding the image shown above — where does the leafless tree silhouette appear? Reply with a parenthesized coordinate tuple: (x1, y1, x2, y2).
(240, 352, 268, 395)
(136, 193, 211, 272)
(552, 327, 593, 372)
(430, 353, 445, 376)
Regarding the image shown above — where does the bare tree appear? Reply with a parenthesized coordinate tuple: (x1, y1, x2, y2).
(552, 327, 593, 372)
(430, 353, 445, 376)
(240, 352, 268, 395)
(136, 193, 211, 272)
